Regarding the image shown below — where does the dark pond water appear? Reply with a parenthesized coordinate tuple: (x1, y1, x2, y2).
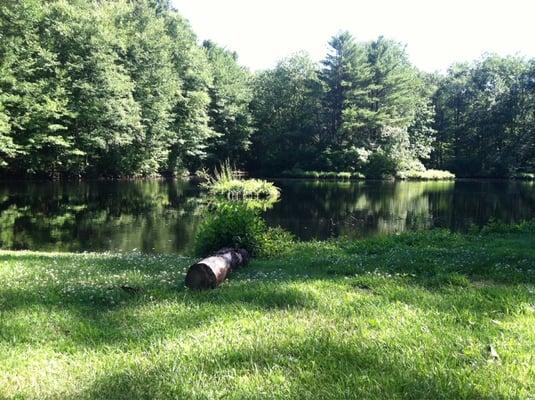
(1, 179, 534, 253)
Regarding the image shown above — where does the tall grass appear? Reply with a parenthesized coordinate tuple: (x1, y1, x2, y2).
(205, 161, 280, 200)
(513, 172, 535, 180)
(281, 168, 455, 181)
(396, 169, 455, 180)
(281, 169, 365, 180)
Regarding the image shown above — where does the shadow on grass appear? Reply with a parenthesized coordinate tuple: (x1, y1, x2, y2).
(1, 229, 534, 352)
(0, 272, 318, 350)
(67, 334, 505, 400)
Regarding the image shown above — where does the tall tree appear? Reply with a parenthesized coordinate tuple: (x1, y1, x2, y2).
(433, 55, 530, 176)
(320, 32, 368, 148)
(203, 40, 254, 165)
(249, 53, 322, 172)
(164, 11, 214, 174)
(0, 0, 77, 176)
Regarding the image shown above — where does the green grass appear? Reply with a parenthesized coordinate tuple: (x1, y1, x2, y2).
(396, 169, 456, 180)
(281, 170, 366, 180)
(280, 169, 456, 181)
(513, 172, 535, 180)
(209, 178, 280, 200)
(1, 227, 534, 399)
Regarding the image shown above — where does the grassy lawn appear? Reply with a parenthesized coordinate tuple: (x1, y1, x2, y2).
(0, 228, 534, 399)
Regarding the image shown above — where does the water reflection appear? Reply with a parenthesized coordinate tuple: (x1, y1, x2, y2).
(267, 179, 535, 239)
(0, 181, 203, 253)
(0, 179, 534, 253)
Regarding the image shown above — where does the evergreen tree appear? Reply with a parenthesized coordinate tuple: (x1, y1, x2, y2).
(320, 32, 368, 148)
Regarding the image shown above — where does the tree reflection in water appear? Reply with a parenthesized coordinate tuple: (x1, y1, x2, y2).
(0, 179, 534, 253)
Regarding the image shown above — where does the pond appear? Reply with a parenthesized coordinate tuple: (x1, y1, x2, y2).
(0, 179, 534, 253)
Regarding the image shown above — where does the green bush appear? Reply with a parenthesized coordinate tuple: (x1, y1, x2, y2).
(324, 171, 338, 179)
(194, 202, 295, 257)
(259, 226, 295, 258)
(351, 172, 365, 179)
(364, 152, 397, 179)
(303, 171, 321, 178)
(480, 219, 535, 234)
(194, 203, 267, 256)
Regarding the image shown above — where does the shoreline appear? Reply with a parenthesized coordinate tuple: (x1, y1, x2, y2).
(1, 175, 534, 183)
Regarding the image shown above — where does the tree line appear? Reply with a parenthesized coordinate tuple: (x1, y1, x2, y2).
(1, 0, 534, 178)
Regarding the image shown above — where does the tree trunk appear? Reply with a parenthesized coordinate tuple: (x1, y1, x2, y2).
(185, 248, 249, 290)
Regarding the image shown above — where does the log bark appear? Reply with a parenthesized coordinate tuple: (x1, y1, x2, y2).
(185, 248, 249, 290)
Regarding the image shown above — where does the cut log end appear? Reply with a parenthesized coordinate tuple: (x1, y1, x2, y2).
(185, 248, 249, 290)
(185, 263, 217, 290)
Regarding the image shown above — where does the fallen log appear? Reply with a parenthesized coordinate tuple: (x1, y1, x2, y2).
(185, 248, 249, 290)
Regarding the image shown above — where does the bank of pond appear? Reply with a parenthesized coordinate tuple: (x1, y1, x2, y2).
(277, 169, 535, 181)
(279, 168, 455, 180)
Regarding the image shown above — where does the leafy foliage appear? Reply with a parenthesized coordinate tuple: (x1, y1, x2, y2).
(0, 2, 533, 178)
(249, 53, 322, 173)
(203, 40, 254, 166)
(249, 33, 438, 176)
(194, 202, 267, 256)
(193, 202, 293, 257)
(0, 0, 245, 177)
(432, 56, 535, 177)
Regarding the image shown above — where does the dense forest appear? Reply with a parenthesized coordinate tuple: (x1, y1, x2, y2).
(1, 0, 534, 179)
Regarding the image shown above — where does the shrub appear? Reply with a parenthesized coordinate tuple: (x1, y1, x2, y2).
(303, 171, 321, 178)
(351, 172, 365, 179)
(194, 202, 295, 257)
(194, 203, 267, 256)
(364, 152, 397, 179)
(259, 227, 295, 258)
(480, 219, 535, 234)
(324, 171, 338, 179)
(281, 170, 365, 180)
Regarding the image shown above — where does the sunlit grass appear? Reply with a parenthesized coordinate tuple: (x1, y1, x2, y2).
(281, 169, 366, 180)
(281, 169, 456, 181)
(514, 172, 535, 180)
(203, 161, 280, 200)
(396, 168, 456, 180)
(1, 227, 534, 399)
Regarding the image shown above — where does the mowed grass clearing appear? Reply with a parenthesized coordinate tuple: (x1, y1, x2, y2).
(0, 227, 534, 399)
